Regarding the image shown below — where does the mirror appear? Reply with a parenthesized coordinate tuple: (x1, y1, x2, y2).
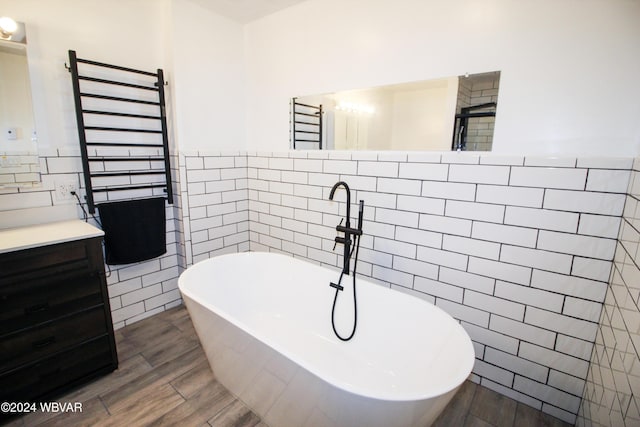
(0, 19, 40, 188)
(291, 71, 500, 151)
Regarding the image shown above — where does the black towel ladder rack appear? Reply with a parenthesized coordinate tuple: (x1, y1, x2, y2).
(292, 98, 323, 149)
(67, 50, 173, 214)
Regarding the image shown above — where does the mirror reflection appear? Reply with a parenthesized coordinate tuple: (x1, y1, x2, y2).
(0, 19, 40, 188)
(291, 71, 500, 151)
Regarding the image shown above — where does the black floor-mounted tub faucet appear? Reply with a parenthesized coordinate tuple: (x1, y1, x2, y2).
(328, 181, 365, 341)
(329, 181, 364, 275)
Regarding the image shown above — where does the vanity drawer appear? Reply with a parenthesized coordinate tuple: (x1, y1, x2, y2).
(0, 239, 92, 278)
(0, 335, 115, 403)
(0, 306, 108, 373)
(0, 269, 104, 334)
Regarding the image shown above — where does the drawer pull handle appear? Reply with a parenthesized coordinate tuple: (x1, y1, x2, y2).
(25, 303, 50, 314)
(33, 336, 56, 349)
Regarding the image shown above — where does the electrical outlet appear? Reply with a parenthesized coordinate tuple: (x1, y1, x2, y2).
(55, 180, 77, 201)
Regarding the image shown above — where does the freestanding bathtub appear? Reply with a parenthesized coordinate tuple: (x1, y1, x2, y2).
(178, 252, 474, 427)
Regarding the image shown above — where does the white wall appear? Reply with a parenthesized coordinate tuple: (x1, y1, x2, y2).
(0, 0, 171, 151)
(8, 0, 639, 156)
(1, 0, 245, 154)
(169, 0, 245, 152)
(244, 0, 640, 156)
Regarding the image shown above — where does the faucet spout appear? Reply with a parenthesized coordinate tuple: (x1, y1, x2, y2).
(329, 181, 351, 229)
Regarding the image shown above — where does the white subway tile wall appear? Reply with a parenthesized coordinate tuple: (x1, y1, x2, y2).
(4, 148, 638, 425)
(577, 159, 640, 427)
(179, 152, 250, 267)
(242, 151, 629, 424)
(0, 149, 184, 329)
(0, 153, 41, 188)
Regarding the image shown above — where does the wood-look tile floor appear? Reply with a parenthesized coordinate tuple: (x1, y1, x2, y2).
(8, 305, 573, 427)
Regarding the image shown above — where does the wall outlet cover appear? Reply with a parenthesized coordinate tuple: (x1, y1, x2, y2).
(55, 180, 77, 202)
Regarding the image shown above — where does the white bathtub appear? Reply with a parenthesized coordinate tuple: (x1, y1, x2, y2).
(178, 252, 474, 427)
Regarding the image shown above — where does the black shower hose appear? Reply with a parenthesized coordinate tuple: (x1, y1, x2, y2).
(331, 233, 361, 341)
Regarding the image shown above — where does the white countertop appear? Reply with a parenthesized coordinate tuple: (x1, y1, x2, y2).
(0, 220, 104, 254)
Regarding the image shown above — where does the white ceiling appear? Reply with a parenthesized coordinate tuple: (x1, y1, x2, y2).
(191, 0, 309, 23)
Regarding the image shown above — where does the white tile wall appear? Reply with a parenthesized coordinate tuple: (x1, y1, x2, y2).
(477, 184, 544, 208)
(6, 148, 638, 425)
(0, 153, 41, 188)
(0, 149, 184, 329)
(510, 166, 587, 190)
(577, 159, 640, 427)
(179, 152, 250, 266)
(243, 151, 631, 424)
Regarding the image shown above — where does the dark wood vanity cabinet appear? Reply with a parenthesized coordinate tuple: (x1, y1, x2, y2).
(0, 236, 118, 406)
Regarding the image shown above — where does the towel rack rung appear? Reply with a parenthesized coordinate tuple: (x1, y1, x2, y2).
(82, 110, 162, 120)
(92, 184, 167, 193)
(85, 126, 162, 134)
(294, 111, 320, 118)
(91, 171, 166, 177)
(76, 57, 157, 77)
(78, 75, 158, 91)
(293, 101, 321, 110)
(80, 92, 160, 106)
(88, 157, 164, 162)
(86, 142, 164, 148)
(294, 120, 320, 126)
